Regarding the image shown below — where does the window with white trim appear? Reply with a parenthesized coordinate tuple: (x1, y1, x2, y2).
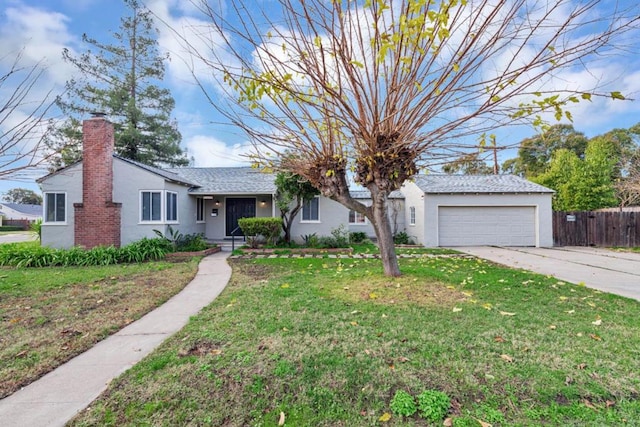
(141, 191, 162, 222)
(349, 210, 367, 224)
(409, 206, 416, 225)
(301, 196, 319, 222)
(166, 191, 178, 222)
(196, 198, 205, 222)
(44, 192, 66, 223)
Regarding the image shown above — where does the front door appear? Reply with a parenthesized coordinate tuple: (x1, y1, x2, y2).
(226, 198, 256, 236)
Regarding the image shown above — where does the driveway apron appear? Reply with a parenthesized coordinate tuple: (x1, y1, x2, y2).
(457, 246, 640, 302)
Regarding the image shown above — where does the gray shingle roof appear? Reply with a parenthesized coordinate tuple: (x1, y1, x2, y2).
(116, 156, 199, 187)
(350, 190, 404, 199)
(0, 203, 42, 216)
(411, 174, 554, 194)
(168, 167, 277, 194)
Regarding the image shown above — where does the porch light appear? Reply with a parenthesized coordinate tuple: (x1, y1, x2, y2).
(214, 199, 220, 206)
(260, 200, 267, 206)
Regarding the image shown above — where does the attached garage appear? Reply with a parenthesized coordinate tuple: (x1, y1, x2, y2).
(401, 175, 554, 248)
(438, 206, 536, 246)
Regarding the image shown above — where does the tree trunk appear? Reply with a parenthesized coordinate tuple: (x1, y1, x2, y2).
(370, 192, 401, 277)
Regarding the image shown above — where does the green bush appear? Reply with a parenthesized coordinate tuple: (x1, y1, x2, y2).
(390, 390, 417, 417)
(394, 231, 415, 245)
(30, 219, 42, 240)
(238, 217, 282, 248)
(176, 233, 208, 252)
(349, 231, 367, 244)
(416, 390, 450, 422)
(0, 226, 24, 232)
(330, 224, 350, 247)
(0, 238, 172, 268)
(301, 233, 319, 247)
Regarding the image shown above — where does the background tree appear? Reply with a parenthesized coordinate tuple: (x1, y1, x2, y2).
(501, 125, 589, 178)
(2, 188, 43, 205)
(533, 138, 618, 211)
(442, 152, 493, 175)
(182, 0, 638, 276)
(47, 0, 188, 169)
(1, 51, 55, 178)
(274, 172, 320, 244)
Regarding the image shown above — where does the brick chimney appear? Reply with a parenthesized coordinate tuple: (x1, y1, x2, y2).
(73, 114, 122, 248)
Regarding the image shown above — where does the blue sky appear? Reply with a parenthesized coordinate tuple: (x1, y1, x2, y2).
(1, 0, 639, 198)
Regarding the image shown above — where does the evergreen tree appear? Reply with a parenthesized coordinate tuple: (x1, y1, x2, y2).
(47, 0, 188, 169)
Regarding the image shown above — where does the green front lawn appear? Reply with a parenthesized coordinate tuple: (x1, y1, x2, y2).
(70, 254, 640, 426)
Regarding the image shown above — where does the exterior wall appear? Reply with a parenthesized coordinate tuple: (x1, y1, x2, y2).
(423, 193, 553, 247)
(289, 197, 348, 243)
(400, 182, 428, 245)
(113, 159, 200, 246)
(40, 163, 83, 248)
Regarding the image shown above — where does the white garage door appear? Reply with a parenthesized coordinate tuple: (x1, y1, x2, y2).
(438, 206, 536, 246)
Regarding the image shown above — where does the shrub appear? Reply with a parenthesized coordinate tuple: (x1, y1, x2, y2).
(30, 219, 42, 240)
(0, 226, 24, 232)
(238, 217, 282, 247)
(394, 231, 415, 245)
(416, 390, 450, 422)
(349, 231, 368, 244)
(317, 236, 338, 248)
(176, 233, 208, 252)
(330, 224, 350, 247)
(301, 233, 319, 247)
(0, 237, 172, 268)
(390, 390, 417, 417)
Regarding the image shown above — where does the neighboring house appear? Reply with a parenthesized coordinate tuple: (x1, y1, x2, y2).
(38, 116, 554, 249)
(0, 203, 42, 221)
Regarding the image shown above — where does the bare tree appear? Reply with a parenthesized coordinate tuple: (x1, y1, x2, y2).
(175, 0, 638, 276)
(0, 51, 55, 179)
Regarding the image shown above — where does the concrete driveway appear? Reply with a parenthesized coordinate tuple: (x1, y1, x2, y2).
(0, 232, 37, 244)
(457, 246, 640, 302)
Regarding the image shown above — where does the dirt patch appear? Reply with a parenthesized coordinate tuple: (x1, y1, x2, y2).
(0, 261, 198, 399)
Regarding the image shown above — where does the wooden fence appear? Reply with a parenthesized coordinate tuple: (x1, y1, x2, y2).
(553, 211, 640, 247)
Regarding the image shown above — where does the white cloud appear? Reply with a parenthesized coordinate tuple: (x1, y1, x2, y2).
(184, 134, 252, 167)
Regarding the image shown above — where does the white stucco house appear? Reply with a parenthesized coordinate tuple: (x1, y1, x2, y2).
(37, 116, 553, 249)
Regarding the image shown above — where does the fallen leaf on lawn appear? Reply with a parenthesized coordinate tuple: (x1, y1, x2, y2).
(351, 310, 359, 314)
(494, 336, 506, 343)
(350, 321, 358, 326)
(397, 356, 410, 363)
(606, 400, 615, 408)
(462, 291, 473, 297)
(280, 283, 290, 288)
(500, 354, 513, 363)
(379, 412, 392, 422)
(443, 418, 453, 426)
(343, 286, 350, 290)
(446, 285, 456, 289)
(369, 292, 378, 299)
(96, 299, 104, 304)
(577, 363, 587, 369)
(278, 411, 286, 426)
(482, 303, 493, 310)
(473, 417, 493, 427)
(452, 307, 462, 312)
(587, 302, 596, 308)
(209, 349, 222, 356)
(589, 333, 602, 341)
(549, 325, 557, 330)
(559, 296, 568, 301)
(499, 311, 516, 316)
(592, 319, 602, 326)
(582, 399, 599, 411)
(565, 310, 575, 314)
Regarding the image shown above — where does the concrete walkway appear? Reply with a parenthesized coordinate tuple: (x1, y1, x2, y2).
(0, 251, 232, 427)
(458, 246, 640, 302)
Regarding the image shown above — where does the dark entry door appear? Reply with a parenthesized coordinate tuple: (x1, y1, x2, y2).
(226, 198, 256, 236)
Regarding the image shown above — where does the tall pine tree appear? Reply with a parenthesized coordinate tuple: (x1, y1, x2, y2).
(48, 0, 188, 168)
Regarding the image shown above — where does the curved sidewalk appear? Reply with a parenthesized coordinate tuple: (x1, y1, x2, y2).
(0, 251, 232, 427)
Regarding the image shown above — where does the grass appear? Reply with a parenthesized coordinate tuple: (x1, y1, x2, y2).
(0, 258, 200, 398)
(69, 254, 640, 426)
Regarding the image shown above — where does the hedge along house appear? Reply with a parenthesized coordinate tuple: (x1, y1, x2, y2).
(38, 116, 553, 249)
